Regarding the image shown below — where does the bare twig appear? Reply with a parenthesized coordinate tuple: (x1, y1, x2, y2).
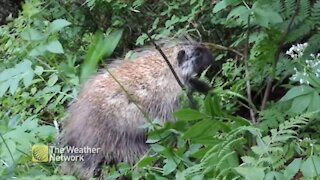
(260, 0, 300, 111)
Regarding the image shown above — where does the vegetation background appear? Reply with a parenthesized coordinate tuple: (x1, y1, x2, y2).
(0, 0, 320, 179)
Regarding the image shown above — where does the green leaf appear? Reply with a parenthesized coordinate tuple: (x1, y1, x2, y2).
(235, 167, 265, 180)
(300, 156, 320, 178)
(280, 85, 314, 101)
(21, 28, 46, 41)
(150, 144, 166, 153)
(183, 119, 219, 139)
(46, 40, 64, 54)
(173, 109, 207, 121)
(138, 156, 157, 168)
(264, 171, 286, 180)
(81, 29, 123, 82)
(213, 0, 241, 13)
(0, 81, 10, 97)
(49, 19, 71, 33)
(307, 91, 320, 112)
(9, 78, 19, 95)
(289, 93, 312, 114)
(284, 158, 302, 179)
(29, 45, 47, 57)
(227, 5, 250, 23)
(163, 159, 178, 175)
(34, 66, 44, 76)
(47, 74, 58, 86)
(22, 69, 34, 87)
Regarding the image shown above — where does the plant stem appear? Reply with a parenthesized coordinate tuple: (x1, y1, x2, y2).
(261, 0, 300, 111)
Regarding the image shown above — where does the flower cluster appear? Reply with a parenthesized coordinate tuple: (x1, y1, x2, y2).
(285, 43, 308, 59)
(287, 43, 320, 85)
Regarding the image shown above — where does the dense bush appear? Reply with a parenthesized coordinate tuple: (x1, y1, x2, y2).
(0, 0, 320, 179)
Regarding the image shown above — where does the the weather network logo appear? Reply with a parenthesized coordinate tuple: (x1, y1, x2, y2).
(32, 144, 49, 162)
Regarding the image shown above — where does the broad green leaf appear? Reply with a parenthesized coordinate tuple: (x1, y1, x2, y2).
(21, 28, 46, 41)
(264, 171, 286, 180)
(284, 158, 302, 179)
(46, 40, 64, 54)
(253, 8, 270, 28)
(9, 78, 19, 95)
(29, 44, 47, 57)
(307, 91, 320, 112)
(163, 159, 178, 175)
(235, 167, 265, 180)
(49, 19, 71, 33)
(289, 93, 312, 114)
(280, 85, 314, 101)
(183, 119, 219, 139)
(150, 144, 166, 153)
(22, 69, 34, 87)
(0, 81, 10, 97)
(227, 5, 250, 23)
(300, 156, 320, 178)
(213, 0, 241, 13)
(173, 109, 207, 121)
(81, 29, 123, 82)
(36, 125, 56, 138)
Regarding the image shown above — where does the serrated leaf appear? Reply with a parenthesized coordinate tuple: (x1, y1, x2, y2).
(46, 40, 64, 54)
(173, 109, 207, 121)
(49, 19, 71, 33)
(251, 146, 267, 155)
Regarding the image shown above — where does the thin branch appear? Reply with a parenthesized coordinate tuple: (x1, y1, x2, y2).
(145, 32, 185, 89)
(243, 16, 257, 123)
(202, 42, 244, 57)
(261, 0, 300, 111)
(145, 32, 198, 108)
(105, 68, 154, 125)
(0, 132, 14, 164)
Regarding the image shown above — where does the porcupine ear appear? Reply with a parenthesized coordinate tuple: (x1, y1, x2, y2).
(177, 50, 186, 66)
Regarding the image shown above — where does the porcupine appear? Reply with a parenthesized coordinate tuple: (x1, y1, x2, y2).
(59, 40, 217, 179)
